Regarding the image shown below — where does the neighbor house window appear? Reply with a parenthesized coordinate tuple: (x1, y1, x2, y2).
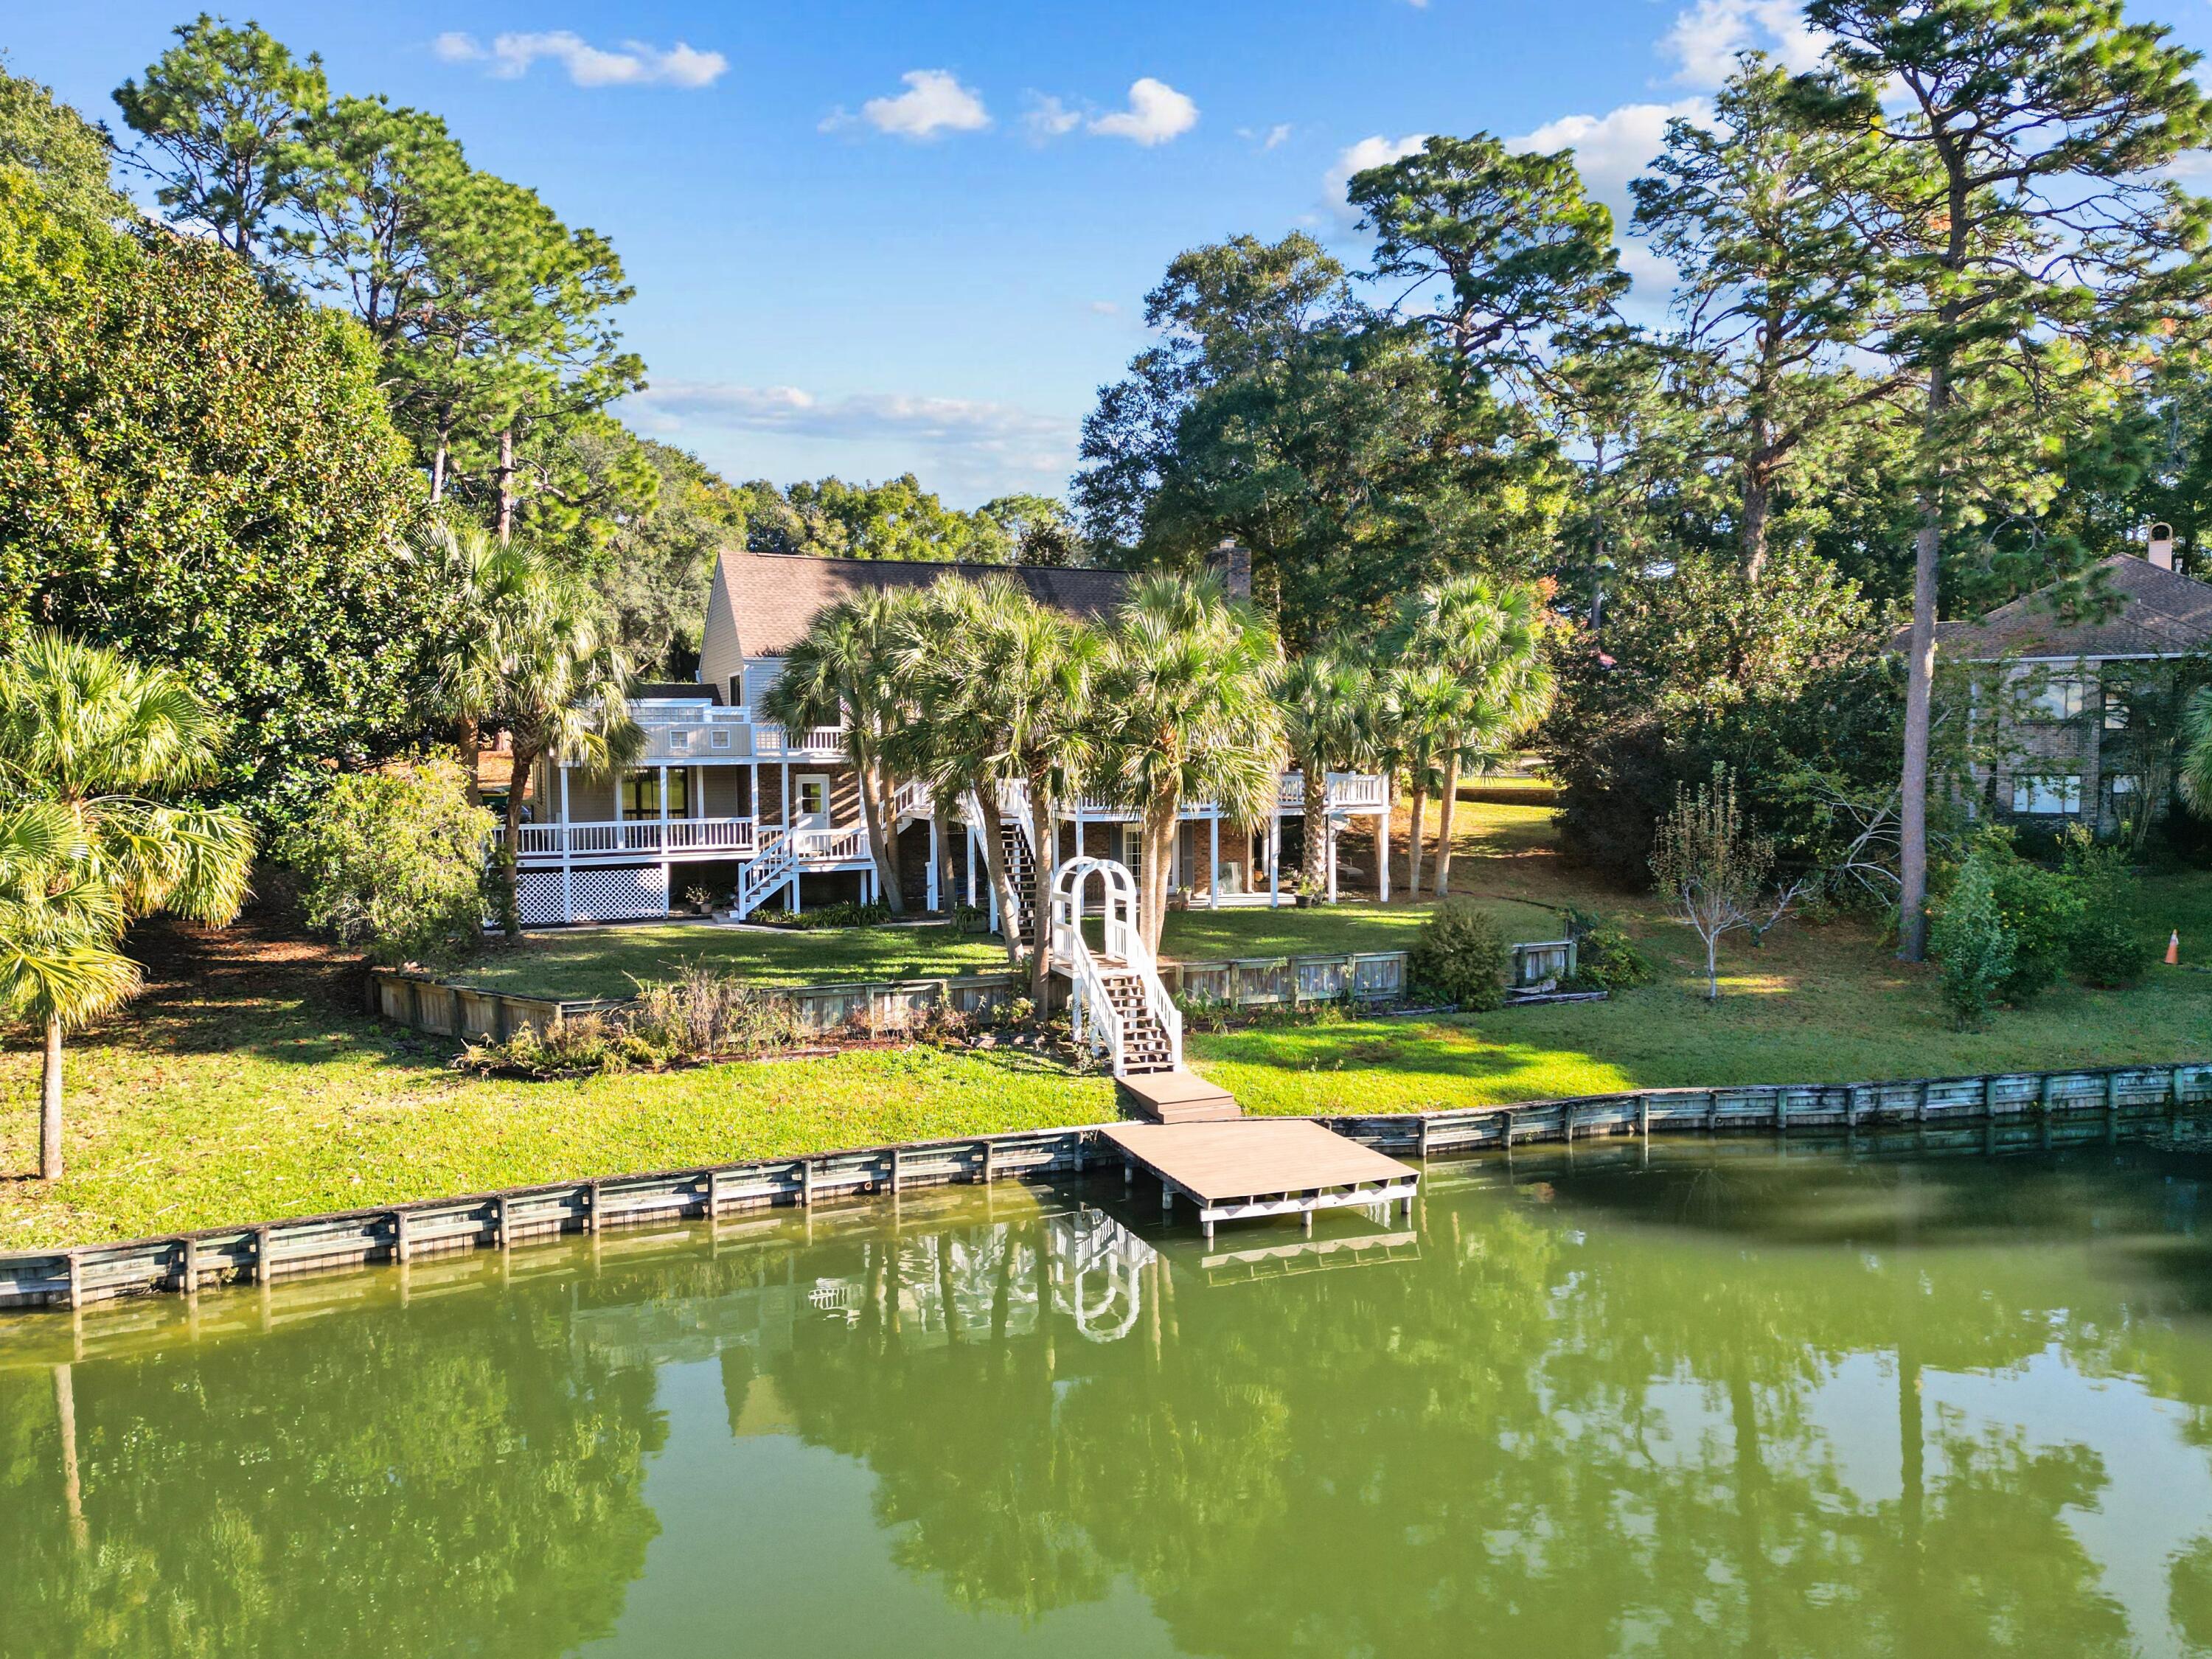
(2017, 670, 2089, 721)
(2011, 774, 2082, 815)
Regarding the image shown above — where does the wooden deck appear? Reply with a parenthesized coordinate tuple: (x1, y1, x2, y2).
(1102, 1119, 1419, 1244)
(1118, 1067, 1240, 1124)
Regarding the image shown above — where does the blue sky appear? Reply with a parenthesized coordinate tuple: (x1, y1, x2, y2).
(17, 1, 2212, 504)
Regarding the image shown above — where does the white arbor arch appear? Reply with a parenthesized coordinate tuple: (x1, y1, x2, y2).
(1048, 856, 1181, 1076)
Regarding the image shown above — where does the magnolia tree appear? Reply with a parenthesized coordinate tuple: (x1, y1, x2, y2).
(1650, 767, 1812, 1001)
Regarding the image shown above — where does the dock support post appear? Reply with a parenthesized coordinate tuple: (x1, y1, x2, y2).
(1637, 1093, 1651, 1138)
(181, 1234, 200, 1295)
(1302, 1208, 1314, 1238)
(1161, 1182, 1172, 1214)
(585, 1180, 601, 1234)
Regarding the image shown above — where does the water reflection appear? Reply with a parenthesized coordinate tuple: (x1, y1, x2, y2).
(9, 1138, 2212, 1656)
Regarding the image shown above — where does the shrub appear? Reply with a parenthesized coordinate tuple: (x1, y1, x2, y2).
(460, 1012, 664, 1079)
(1409, 901, 1509, 1012)
(1930, 857, 2014, 1030)
(2062, 831, 2154, 988)
(748, 900, 894, 931)
(1562, 908, 1652, 991)
(1975, 831, 2083, 1004)
(627, 964, 802, 1058)
(277, 757, 494, 969)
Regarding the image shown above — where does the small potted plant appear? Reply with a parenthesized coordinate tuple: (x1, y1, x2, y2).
(684, 885, 714, 917)
(1294, 874, 1328, 909)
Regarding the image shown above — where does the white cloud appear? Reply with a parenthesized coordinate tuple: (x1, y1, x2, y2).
(855, 69, 990, 139)
(1238, 122, 1293, 152)
(623, 381, 1077, 500)
(433, 30, 726, 88)
(1508, 99, 1708, 212)
(1324, 132, 1430, 222)
(1022, 92, 1082, 142)
(1662, 0, 1829, 88)
(1089, 299, 1122, 316)
(1088, 77, 1198, 145)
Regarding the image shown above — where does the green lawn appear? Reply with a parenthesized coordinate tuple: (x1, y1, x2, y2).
(445, 896, 1565, 1003)
(2, 796, 2205, 1252)
(457, 921, 1014, 1002)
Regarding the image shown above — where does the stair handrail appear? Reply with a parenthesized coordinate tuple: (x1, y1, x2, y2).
(1047, 855, 1180, 1079)
(732, 823, 797, 919)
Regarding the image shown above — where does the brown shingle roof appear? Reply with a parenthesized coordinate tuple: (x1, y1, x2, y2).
(715, 550, 1134, 658)
(1931, 554, 2212, 661)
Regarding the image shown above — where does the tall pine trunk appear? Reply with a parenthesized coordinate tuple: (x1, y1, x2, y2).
(1433, 749, 1463, 898)
(40, 1017, 63, 1181)
(1896, 354, 1951, 961)
(495, 426, 516, 543)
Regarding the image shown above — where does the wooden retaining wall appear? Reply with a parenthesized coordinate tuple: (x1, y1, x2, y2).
(370, 949, 1411, 1043)
(4, 1057, 2204, 1315)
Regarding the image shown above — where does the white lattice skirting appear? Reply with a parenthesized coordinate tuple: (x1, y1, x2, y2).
(515, 866, 670, 927)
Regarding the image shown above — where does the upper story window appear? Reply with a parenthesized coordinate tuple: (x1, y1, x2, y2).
(2009, 666, 2090, 722)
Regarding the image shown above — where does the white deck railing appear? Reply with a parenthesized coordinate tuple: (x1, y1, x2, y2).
(573, 704, 849, 765)
(496, 816, 760, 858)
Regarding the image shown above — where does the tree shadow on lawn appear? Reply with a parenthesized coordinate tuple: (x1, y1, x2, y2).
(102, 914, 460, 1078)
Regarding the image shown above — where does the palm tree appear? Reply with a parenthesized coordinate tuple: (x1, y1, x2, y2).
(2183, 686, 2212, 818)
(1273, 634, 1377, 898)
(1388, 662, 1469, 900)
(892, 581, 1029, 965)
(763, 589, 919, 916)
(1391, 576, 1554, 897)
(1091, 574, 1284, 954)
(435, 530, 641, 936)
(0, 634, 255, 1180)
(951, 577, 1100, 999)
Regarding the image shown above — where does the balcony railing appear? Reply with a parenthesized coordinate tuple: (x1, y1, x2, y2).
(1064, 772, 1387, 821)
(565, 703, 848, 765)
(495, 816, 759, 859)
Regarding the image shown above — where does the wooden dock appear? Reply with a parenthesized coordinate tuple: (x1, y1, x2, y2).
(1102, 1119, 1419, 1245)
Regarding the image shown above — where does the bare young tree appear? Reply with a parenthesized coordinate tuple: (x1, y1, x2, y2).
(1650, 767, 1811, 1001)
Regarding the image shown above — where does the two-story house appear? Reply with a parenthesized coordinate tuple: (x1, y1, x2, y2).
(499, 546, 1388, 927)
(1935, 526, 2212, 836)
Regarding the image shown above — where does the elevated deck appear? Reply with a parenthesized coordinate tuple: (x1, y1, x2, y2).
(1103, 1119, 1419, 1245)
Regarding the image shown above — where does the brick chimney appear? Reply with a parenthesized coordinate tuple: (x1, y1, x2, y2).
(1209, 536, 1252, 599)
(2148, 522, 2176, 571)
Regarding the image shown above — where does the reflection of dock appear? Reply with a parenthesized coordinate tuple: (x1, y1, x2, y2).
(1104, 1120, 1419, 1245)
(1200, 1227, 1419, 1284)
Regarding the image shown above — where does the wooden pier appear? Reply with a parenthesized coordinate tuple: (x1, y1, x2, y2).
(1103, 1119, 1419, 1245)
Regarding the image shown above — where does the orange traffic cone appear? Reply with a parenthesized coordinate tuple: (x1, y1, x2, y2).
(2167, 930, 2181, 966)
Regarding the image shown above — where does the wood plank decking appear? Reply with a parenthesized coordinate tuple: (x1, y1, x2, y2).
(1117, 1068, 1240, 1123)
(1102, 1119, 1419, 1244)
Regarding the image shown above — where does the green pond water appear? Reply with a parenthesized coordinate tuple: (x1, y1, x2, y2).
(12, 1132, 2212, 1657)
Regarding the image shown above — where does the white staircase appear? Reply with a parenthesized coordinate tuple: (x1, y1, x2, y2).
(732, 825, 799, 919)
(1048, 856, 1183, 1082)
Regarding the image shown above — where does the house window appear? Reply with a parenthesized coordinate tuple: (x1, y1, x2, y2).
(622, 770, 688, 820)
(728, 674, 744, 707)
(2010, 667, 2088, 721)
(2103, 688, 2133, 731)
(1120, 826, 1143, 879)
(2011, 774, 2082, 815)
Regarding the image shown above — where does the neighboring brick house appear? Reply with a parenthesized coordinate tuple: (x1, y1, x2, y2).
(1934, 529, 2212, 836)
(503, 543, 1386, 926)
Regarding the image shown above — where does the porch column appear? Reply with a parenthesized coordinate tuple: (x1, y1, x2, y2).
(1326, 820, 1339, 903)
(926, 817, 940, 911)
(559, 765, 573, 924)
(1074, 793, 1088, 868)
(1208, 813, 1220, 910)
(1268, 810, 1281, 908)
(1377, 809, 1388, 902)
(967, 823, 979, 906)
(658, 764, 671, 912)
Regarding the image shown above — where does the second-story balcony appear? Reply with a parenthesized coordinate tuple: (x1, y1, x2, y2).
(557, 702, 847, 766)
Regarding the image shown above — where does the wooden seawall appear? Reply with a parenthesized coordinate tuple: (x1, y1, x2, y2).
(4, 1059, 2205, 1313)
